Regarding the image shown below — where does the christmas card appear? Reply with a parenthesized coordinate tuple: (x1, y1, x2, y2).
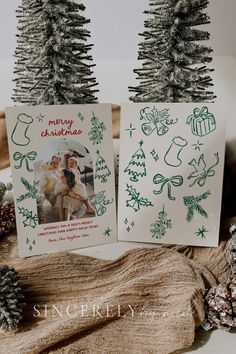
(5, 104, 116, 257)
(118, 103, 225, 247)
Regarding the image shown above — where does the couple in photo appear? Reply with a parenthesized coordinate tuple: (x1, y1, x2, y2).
(44, 155, 95, 221)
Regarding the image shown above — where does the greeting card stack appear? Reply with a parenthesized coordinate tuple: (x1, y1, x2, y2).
(5, 103, 225, 257)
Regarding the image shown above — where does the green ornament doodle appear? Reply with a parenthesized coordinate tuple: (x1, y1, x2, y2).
(13, 151, 37, 172)
(11, 113, 33, 146)
(153, 174, 183, 201)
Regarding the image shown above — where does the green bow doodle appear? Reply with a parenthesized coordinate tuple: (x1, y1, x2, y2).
(13, 151, 37, 172)
(153, 173, 183, 201)
(186, 106, 216, 137)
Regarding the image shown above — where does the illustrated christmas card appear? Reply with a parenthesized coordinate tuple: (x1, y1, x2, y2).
(118, 103, 225, 247)
(5, 104, 116, 257)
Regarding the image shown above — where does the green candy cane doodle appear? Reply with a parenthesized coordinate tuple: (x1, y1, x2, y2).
(13, 151, 37, 172)
(153, 173, 183, 201)
(11, 113, 33, 146)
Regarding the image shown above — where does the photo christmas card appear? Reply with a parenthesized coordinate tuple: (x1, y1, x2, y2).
(118, 103, 226, 247)
(5, 104, 116, 257)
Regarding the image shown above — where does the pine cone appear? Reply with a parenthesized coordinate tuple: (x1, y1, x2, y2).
(0, 201, 16, 236)
(227, 225, 236, 274)
(0, 265, 25, 331)
(0, 182, 7, 203)
(203, 277, 236, 331)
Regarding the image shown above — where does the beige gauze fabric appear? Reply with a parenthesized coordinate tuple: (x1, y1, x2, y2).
(0, 224, 233, 354)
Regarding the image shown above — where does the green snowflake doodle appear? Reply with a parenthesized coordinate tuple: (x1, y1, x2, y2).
(88, 112, 106, 145)
(18, 207, 38, 229)
(103, 227, 112, 237)
(150, 205, 172, 239)
(195, 226, 209, 239)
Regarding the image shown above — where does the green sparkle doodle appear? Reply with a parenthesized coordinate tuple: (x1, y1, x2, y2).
(95, 150, 111, 183)
(11, 113, 33, 146)
(125, 123, 136, 138)
(124, 218, 135, 232)
(126, 184, 153, 212)
(140, 107, 178, 136)
(94, 191, 113, 216)
(18, 207, 38, 229)
(16, 177, 37, 203)
(150, 149, 159, 162)
(150, 205, 172, 239)
(124, 140, 146, 182)
(195, 226, 209, 239)
(13, 151, 37, 172)
(183, 191, 211, 222)
(88, 112, 106, 145)
(103, 227, 112, 237)
(188, 153, 219, 187)
(153, 173, 183, 201)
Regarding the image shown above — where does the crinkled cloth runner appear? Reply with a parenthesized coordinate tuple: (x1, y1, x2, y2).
(0, 219, 234, 354)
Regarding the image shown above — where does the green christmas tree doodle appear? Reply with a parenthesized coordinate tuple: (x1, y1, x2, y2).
(124, 140, 146, 182)
(18, 207, 38, 229)
(183, 191, 211, 222)
(126, 184, 153, 212)
(94, 191, 113, 216)
(150, 205, 172, 239)
(88, 112, 106, 145)
(187, 153, 219, 187)
(16, 177, 37, 203)
(95, 151, 111, 183)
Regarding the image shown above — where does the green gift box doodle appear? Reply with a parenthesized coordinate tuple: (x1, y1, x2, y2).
(186, 107, 216, 137)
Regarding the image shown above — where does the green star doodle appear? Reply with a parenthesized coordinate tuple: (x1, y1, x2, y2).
(139, 106, 178, 136)
(36, 114, 44, 122)
(124, 218, 128, 224)
(94, 191, 113, 216)
(18, 207, 38, 229)
(150, 149, 159, 162)
(186, 107, 216, 137)
(77, 112, 85, 121)
(150, 205, 172, 239)
(13, 151, 37, 172)
(126, 184, 153, 212)
(126, 226, 131, 232)
(195, 226, 209, 239)
(26, 238, 36, 251)
(125, 123, 136, 138)
(88, 112, 106, 145)
(103, 227, 112, 237)
(95, 151, 111, 183)
(124, 140, 146, 182)
(192, 140, 204, 151)
(16, 177, 37, 203)
(183, 191, 211, 222)
(153, 173, 183, 201)
(11, 113, 33, 146)
(187, 153, 219, 187)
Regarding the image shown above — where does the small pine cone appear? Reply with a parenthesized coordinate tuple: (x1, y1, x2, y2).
(0, 201, 16, 236)
(226, 225, 236, 274)
(0, 182, 7, 203)
(203, 277, 236, 331)
(0, 265, 25, 331)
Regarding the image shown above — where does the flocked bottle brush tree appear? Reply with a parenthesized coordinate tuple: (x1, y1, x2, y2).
(12, 0, 99, 105)
(129, 0, 215, 103)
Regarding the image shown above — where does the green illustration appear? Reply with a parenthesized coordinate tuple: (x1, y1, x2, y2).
(188, 153, 219, 187)
(16, 177, 37, 203)
(183, 190, 211, 222)
(124, 218, 135, 232)
(88, 112, 106, 145)
(94, 191, 113, 216)
(125, 122, 136, 138)
(150, 205, 172, 239)
(192, 140, 204, 151)
(164, 136, 188, 167)
(77, 112, 85, 121)
(186, 107, 216, 137)
(140, 107, 178, 136)
(95, 150, 111, 183)
(18, 207, 38, 229)
(11, 113, 33, 146)
(150, 149, 159, 162)
(26, 237, 36, 251)
(124, 140, 146, 182)
(195, 226, 209, 239)
(36, 114, 44, 122)
(103, 227, 112, 237)
(126, 184, 153, 212)
(153, 173, 183, 201)
(13, 151, 37, 172)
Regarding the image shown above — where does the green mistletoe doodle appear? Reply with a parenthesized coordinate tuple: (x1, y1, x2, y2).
(140, 106, 178, 136)
(187, 153, 219, 187)
(150, 205, 172, 239)
(18, 207, 38, 229)
(94, 191, 113, 216)
(126, 184, 153, 212)
(183, 191, 211, 222)
(88, 112, 106, 145)
(16, 177, 37, 203)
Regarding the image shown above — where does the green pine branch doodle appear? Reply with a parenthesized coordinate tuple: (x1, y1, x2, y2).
(16, 177, 37, 203)
(183, 191, 211, 222)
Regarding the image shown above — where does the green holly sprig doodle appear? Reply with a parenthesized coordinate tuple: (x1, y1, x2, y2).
(126, 184, 153, 212)
(16, 177, 37, 203)
(150, 205, 172, 239)
(140, 106, 178, 136)
(88, 112, 106, 145)
(18, 207, 38, 229)
(94, 191, 113, 216)
(183, 191, 211, 222)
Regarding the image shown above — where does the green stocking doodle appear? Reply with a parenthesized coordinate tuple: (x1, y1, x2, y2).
(164, 136, 188, 167)
(11, 113, 33, 146)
